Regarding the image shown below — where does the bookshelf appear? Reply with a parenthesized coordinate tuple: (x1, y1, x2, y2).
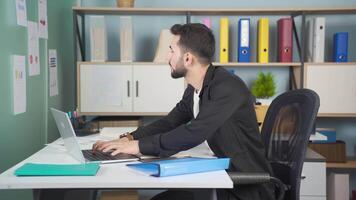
(72, 6, 356, 85)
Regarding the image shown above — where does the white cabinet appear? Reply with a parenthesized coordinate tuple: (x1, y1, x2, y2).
(300, 161, 326, 200)
(78, 63, 185, 115)
(304, 63, 356, 117)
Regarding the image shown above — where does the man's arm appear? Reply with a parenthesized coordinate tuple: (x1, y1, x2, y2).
(131, 86, 193, 140)
(138, 80, 250, 157)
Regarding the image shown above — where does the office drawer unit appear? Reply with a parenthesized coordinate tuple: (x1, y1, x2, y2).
(300, 149, 326, 200)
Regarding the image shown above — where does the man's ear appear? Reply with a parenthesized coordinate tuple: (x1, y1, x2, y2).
(184, 52, 194, 66)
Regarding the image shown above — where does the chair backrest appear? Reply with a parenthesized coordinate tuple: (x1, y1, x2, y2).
(261, 89, 320, 200)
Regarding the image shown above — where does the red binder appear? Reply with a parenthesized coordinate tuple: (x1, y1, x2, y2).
(277, 18, 293, 62)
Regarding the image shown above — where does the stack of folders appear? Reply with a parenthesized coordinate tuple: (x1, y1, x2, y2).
(127, 157, 230, 177)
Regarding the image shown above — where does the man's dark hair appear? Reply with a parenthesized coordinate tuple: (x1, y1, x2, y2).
(170, 23, 215, 65)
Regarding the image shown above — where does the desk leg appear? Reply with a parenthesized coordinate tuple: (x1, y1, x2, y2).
(33, 189, 41, 200)
(192, 189, 217, 200)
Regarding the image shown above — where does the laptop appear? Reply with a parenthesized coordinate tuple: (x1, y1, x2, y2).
(50, 108, 139, 164)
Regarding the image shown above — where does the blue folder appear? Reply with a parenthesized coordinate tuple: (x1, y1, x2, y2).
(333, 32, 348, 62)
(238, 18, 251, 62)
(127, 157, 230, 177)
(14, 163, 100, 176)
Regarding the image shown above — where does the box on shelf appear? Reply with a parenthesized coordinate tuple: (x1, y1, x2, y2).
(311, 128, 336, 143)
(308, 140, 346, 163)
(94, 116, 141, 129)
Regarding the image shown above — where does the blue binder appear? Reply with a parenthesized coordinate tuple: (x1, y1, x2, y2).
(238, 19, 250, 62)
(127, 157, 230, 177)
(333, 32, 348, 62)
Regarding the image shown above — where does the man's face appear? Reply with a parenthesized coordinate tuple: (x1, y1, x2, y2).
(168, 35, 187, 79)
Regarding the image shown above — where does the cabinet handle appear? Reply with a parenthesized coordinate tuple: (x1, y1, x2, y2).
(127, 80, 130, 97)
(136, 81, 139, 97)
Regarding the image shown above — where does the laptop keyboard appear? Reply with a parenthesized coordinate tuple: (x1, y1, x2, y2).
(82, 150, 137, 161)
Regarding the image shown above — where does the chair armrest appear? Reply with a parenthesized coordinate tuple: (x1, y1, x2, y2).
(227, 172, 271, 185)
(227, 172, 286, 200)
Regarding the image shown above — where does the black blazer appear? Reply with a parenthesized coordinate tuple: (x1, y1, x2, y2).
(132, 64, 275, 200)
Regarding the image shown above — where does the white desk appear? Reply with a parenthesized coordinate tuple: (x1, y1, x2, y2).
(0, 135, 233, 199)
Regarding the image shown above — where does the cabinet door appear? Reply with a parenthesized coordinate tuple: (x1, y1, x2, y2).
(133, 64, 185, 113)
(300, 161, 326, 196)
(79, 64, 132, 114)
(304, 63, 356, 116)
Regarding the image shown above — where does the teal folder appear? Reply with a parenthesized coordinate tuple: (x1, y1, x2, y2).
(127, 157, 230, 177)
(14, 163, 100, 176)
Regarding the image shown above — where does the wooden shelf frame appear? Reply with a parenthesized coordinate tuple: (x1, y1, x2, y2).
(77, 61, 302, 68)
(73, 7, 356, 16)
(72, 7, 356, 116)
(327, 160, 356, 169)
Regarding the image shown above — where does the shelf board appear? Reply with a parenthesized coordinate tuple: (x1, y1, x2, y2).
(77, 61, 168, 65)
(213, 62, 301, 67)
(77, 61, 301, 67)
(73, 7, 356, 16)
(327, 160, 356, 169)
(305, 62, 356, 66)
(317, 113, 356, 118)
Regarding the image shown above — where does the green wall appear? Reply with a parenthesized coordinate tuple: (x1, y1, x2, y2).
(0, 0, 76, 199)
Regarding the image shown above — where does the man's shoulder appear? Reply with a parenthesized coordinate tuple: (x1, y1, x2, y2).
(212, 66, 245, 88)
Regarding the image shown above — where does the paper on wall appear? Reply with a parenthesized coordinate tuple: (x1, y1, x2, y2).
(16, 0, 27, 27)
(48, 49, 58, 96)
(28, 21, 40, 76)
(38, 0, 48, 39)
(12, 55, 27, 115)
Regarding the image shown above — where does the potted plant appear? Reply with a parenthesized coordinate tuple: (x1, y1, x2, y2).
(251, 71, 276, 129)
(251, 71, 276, 105)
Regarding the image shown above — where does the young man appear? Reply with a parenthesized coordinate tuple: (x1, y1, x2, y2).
(93, 23, 275, 200)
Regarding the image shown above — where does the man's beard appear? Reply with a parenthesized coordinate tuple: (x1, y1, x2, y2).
(169, 58, 187, 79)
(169, 57, 187, 79)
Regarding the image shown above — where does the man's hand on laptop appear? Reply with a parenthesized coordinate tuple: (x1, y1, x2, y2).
(92, 139, 139, 156)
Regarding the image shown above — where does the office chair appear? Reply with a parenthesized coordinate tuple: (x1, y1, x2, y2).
(229, 88, 320, 200)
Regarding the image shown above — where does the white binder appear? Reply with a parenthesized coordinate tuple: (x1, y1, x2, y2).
(89, 16, 107, 62)
(307, 17, 325, 62)
(153, 29, 174, 63)
(120, 16, 134, 62)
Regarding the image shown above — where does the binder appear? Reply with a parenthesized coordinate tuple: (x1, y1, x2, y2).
(257, 18, 269, 63)
(153, 29, 174, 63)
(333, 32, 348, 62)
(277, 18, 293, 62)
(90, 16, 107, 62)
(220, 18, 229, 63)
(202, 17, 212, 29)
(120, 16, 134, 62)
(307, 17, 325, 62)
(14, 163, 100, 176)
(238, 19, 250, 62)
(127, 157, 230, 177)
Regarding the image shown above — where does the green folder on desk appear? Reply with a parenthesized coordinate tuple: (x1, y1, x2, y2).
(14, 163, 100, 176)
